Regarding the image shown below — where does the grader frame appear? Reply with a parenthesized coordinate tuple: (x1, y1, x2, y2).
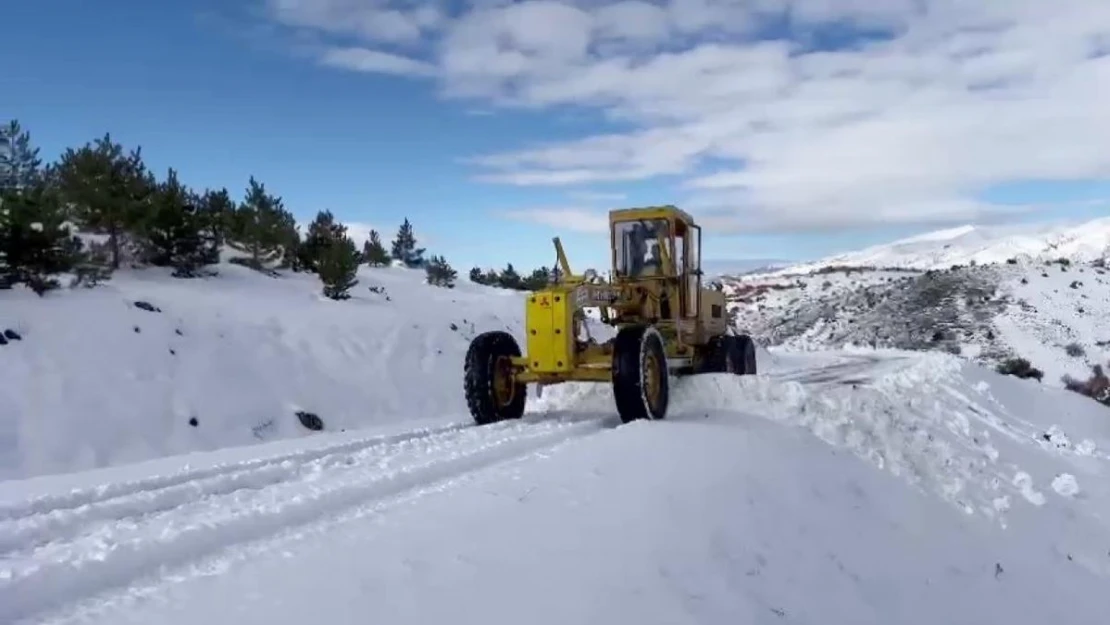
(463, 205, 756, 425)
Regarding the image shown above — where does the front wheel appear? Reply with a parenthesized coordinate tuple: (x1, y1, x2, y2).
(611, 325, 669, 423)
(464, 331, 527, 425)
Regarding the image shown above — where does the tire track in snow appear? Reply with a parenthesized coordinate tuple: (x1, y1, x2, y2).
(0, 421, 475, 522)
(0, 414, 618, 624)
(766, 353, 913, 388)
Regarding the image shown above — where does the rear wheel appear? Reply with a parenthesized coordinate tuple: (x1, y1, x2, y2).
(733, 334, 757, 375)
(612, 325, 669, 423)
(464, 331, 527, 425)
(699, 334, 757, 375)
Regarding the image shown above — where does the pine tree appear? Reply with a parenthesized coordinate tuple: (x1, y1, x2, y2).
(228, 177, 288, 270)
(0, 123, 80, 293)
(299, 209, 347, 272)
(362, 229, 390, 266)
(390, 217, 425, 268)
(468, 266, 484, 284)
(2, 175, 82, 294)
(523, 266, 552, 291)
(54, 134, 153, 270)
(276, 214, 303, 271)
(197, 187, 235, 258)
(498, 263, 522, 290)
(0, 201, 10, 287)
(0, 120, 42, 193)
(425, 254, 457, 288)
(0, 121, 26, 287)
(318, 234, 360, 300)
(144, 168, 215, 277)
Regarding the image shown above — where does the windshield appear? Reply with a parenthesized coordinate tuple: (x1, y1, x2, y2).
(613, 219, 669, 277)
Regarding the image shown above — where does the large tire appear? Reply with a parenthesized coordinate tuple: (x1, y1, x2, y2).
(612, 325, 669, 423)
(699, 334, 757, 375)
(698, 336, 731, 373)
(733, 334, 757, 375)
(464, 331, 527, 425)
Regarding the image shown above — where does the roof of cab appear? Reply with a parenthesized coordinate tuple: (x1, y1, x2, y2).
(607, 205, 696, 225)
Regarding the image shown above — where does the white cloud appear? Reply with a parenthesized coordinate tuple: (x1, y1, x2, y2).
(500, 206, 610, 232)
(319, 46, 437, 75)
(261, 0, 1110, 233)
(567, 190, 628, 201)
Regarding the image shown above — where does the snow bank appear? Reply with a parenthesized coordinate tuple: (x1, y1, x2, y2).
(0, 263, 524, 480)
(538, 348, 1110, 574)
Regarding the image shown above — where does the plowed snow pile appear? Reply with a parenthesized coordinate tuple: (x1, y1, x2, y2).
(538, 348, 1110, 573)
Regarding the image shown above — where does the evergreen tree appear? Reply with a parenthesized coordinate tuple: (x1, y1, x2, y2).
(2, 173, 82, 294)
(276, 215, 303, 271)
(228, 177, 288, 270)
(0, 202, 9, 287)
(318, 234, 360, 300)
(196, 187, 235, 257)
(522, 266, 552, 291)
(299, 209, 346, 272)
(54, 134, 153, 270)
(483, 267, 499, 285)
(498, 263, 522, 289)
(0, 120, 42, 193)
(468, 266, 484, 284)
(0, 123, 80, 293)
(362, 229, 390, 266)
(425, 254, 457, 288)
(390, 217, 425, 268)
(144, 168, 215, 277)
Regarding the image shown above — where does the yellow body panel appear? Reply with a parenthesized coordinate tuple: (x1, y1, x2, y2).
(524, 288, 575, 373)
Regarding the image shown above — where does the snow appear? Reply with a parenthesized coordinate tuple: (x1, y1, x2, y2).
(1, 256, 1109, 624)
(0, 263, 522, 480)
(773, 217, 1110, 274)
(727, 257, 1110, 390)
(992, 260, 1110, 386)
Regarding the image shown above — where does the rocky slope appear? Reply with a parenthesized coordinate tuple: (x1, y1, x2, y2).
(726, 238, 1110, 395)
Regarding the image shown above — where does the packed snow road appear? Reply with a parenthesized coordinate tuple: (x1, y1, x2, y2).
(0, 413, 619, 623)
(1, 351, 1107, 625)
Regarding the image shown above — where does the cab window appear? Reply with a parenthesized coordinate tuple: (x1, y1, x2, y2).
(614, 219, 669, 278)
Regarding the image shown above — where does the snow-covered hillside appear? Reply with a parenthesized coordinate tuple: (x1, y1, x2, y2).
(775, 217, 1110, 274)
(727, 222, 1110, 391)
(0, 262, 523, 480)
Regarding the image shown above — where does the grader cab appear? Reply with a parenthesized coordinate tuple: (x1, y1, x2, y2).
(463, 205, 757, 426)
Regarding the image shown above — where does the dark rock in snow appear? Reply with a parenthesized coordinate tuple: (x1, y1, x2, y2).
(134, 301, 161, 313)
(296, 410, 324, 431)
(4, 329, 21, 341)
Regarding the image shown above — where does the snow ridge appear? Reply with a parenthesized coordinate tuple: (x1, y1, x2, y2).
(775, 217, 1110, 274)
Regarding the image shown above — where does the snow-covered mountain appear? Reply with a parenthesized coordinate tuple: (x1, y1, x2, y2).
(726, 217, 1110, 390)
(777, 217, 1110, 274)
(1, 258, 1108, 624)
(702, 257, 792, 277)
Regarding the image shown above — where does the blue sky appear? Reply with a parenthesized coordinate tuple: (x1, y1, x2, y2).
(5, 1, 1108, 273)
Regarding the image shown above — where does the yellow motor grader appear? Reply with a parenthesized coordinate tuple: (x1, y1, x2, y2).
(463, 205, 757, 425)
